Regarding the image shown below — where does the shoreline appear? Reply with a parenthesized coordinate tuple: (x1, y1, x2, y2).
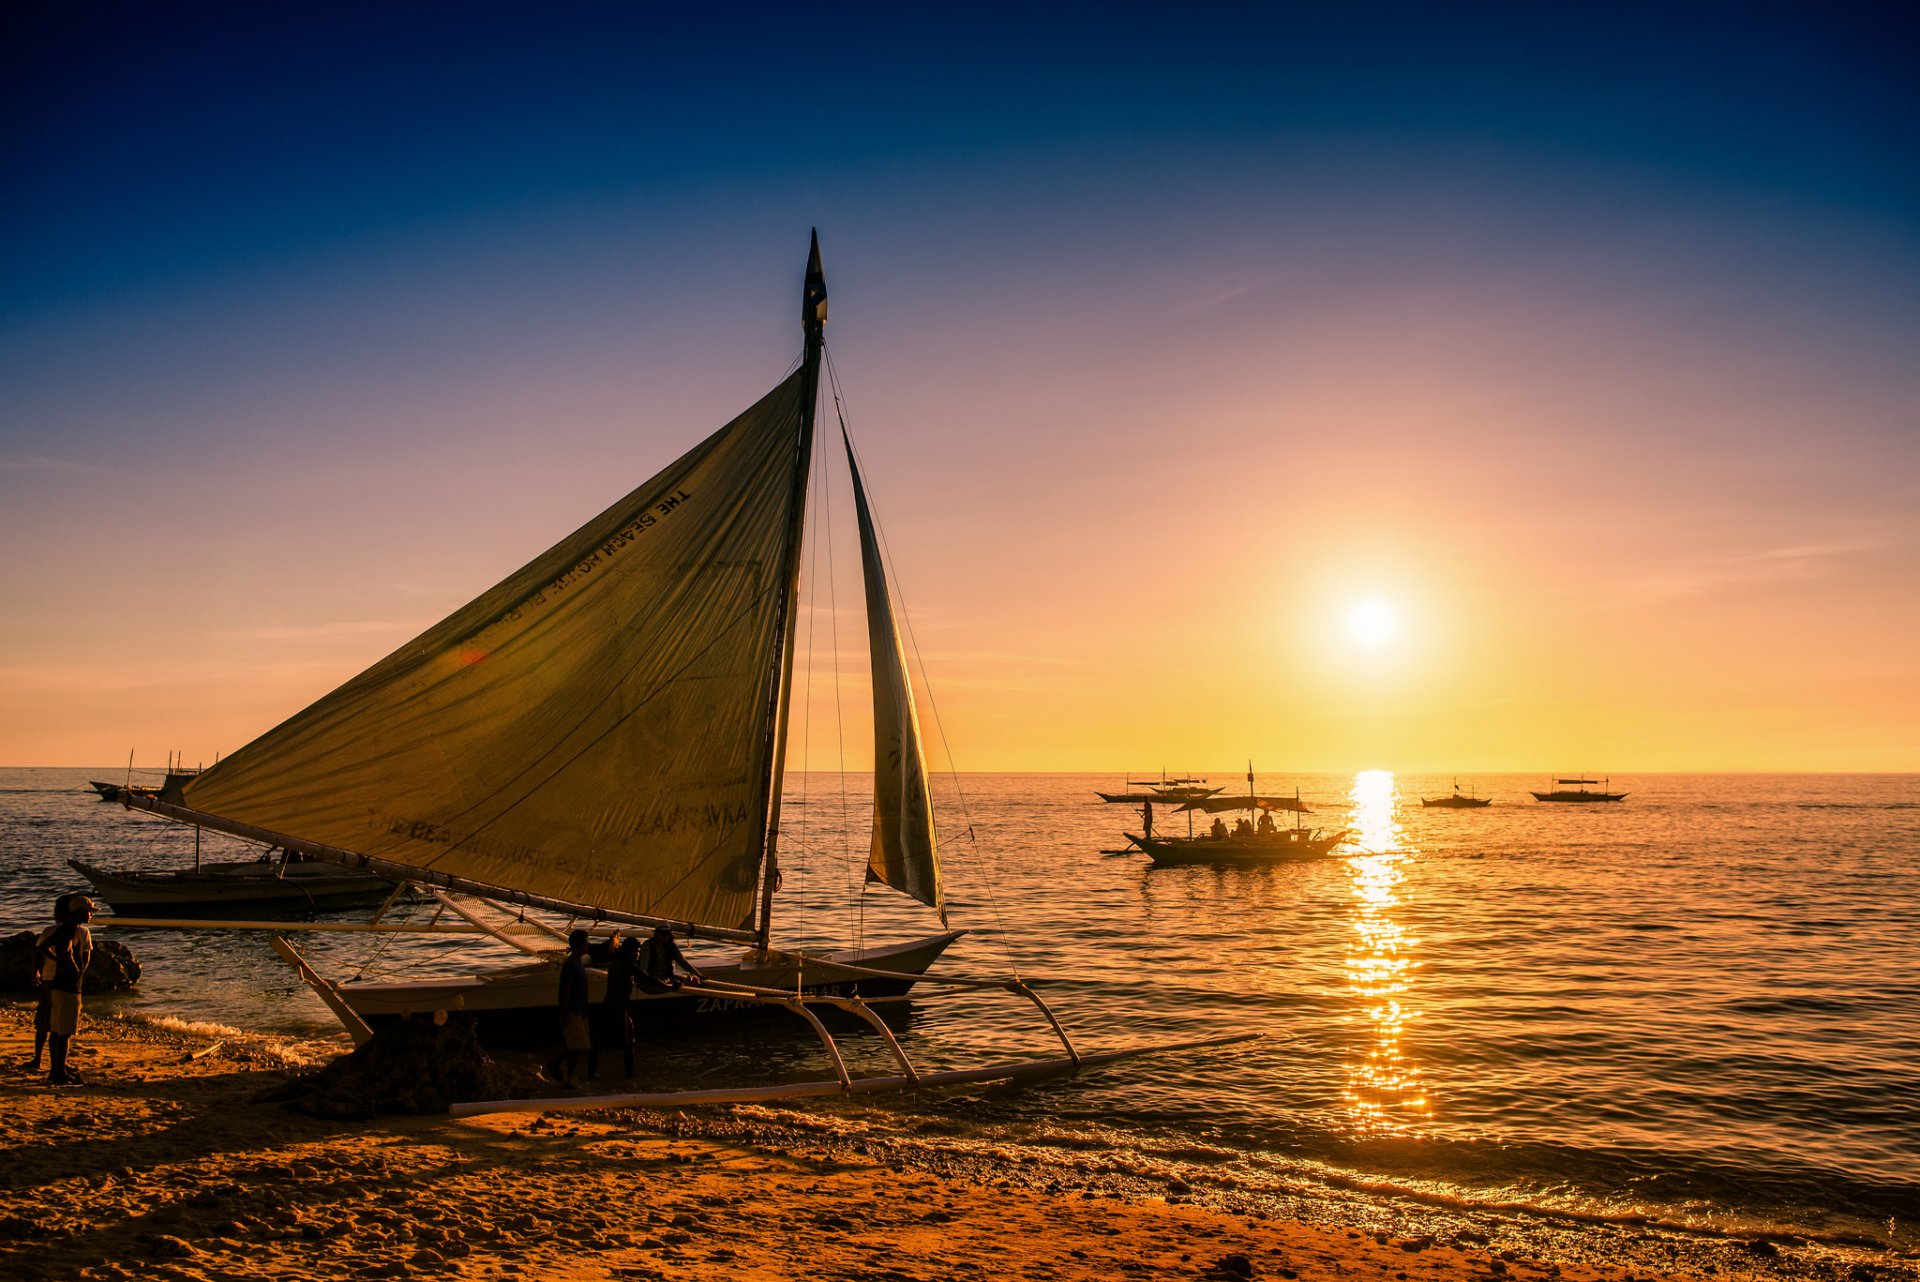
(1, 1005, 1909, 1282)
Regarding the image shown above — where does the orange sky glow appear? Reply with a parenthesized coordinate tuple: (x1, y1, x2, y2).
(3, 10, 1916, 773)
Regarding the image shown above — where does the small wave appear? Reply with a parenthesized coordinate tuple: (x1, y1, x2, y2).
(1796, 802, 1920, 810)
(107, 1010, 343, 1068)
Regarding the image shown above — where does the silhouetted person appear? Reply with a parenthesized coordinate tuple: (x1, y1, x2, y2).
(42, 894, 94, 1086)
(591, 934, 641, 1081)
(556, 928, 592, 1087)
(1256, 809, 1275, 834)
(1233, 816, 1254, 837)
(1140, 800, 1154, 840)
(637, 925, 704, 993)
(1209, 816, 1228, 841)
(28, 894, 74, 1073)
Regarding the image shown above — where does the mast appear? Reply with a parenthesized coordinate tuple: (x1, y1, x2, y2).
(752, 230, 828, 952)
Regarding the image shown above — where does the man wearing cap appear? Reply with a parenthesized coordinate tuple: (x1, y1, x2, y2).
(42, 894, 94, 1086)
(555, 928, 592, 1087)
(27, 894, 74, 1073)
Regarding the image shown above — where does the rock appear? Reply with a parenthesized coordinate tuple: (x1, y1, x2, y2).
(147, 1235, 199, 1259)
(85, 940, 142, 992)
(0, 930, 140, 993)
(1213, 1254, 1255, 1277)
(1401, 1236, 1435, 1253)
(1744, 1240, 1779, 1258)
(279, 1014, 536, 1119)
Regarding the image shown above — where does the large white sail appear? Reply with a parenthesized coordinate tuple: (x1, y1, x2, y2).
(181, 371, 811, 933)
(844, 433, 945, 922)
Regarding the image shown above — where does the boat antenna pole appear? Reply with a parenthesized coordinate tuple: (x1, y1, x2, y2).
(753, 230, 828, 955)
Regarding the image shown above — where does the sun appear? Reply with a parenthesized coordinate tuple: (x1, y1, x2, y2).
(1347, 597, 1400, 650)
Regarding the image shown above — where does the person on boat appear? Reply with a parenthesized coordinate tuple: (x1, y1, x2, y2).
(1256, 809, 1275, 835)
(41, 894, 94, 1086)
(637, 924, 705, 993)
(27, 894, 74, 1073)
(1209, 816, 1228, 841)
(1233, 816, 1254, 837)
(1140, 799, 1154, 840)
(555, 928, 592, 1087)
(590, 933, 642, 1081)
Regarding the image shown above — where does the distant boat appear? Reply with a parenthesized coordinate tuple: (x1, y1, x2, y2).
(1125, 767, 1348, 867)
(1422, 781, 1491, 808)
(89, 757, 202, 803)
(1095, 771, 1222, 804)
(69, 852, 402, 914)
(1531, 775, 1627, 803)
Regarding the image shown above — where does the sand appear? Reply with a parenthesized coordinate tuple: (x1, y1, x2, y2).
(0, 1006, 1867, 1282)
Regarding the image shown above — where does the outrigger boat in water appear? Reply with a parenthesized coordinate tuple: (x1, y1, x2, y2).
(112, 236, 1248, 1108)
(1094, 772, 1223, 804)
(1125, 768, 1347, 867)
(69, 851, 400, 914)
(1531, 775, 1627, 803)
(1422, 780, 1491, 808)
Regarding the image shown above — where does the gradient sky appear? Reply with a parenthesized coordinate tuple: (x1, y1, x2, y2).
(4, 2, 1917, 772)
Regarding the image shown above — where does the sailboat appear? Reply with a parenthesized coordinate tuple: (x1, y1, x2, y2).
(117, 235, 1247, 1104)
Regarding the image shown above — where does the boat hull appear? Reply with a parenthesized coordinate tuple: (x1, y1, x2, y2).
(339, 930, 968, 1047)
(69, 858, 401, 914)
(1095, 788, 1222, 803)
(1422, 796, 1491, 808)
(1529, 791, 1627, 803)
(1126, 831, 1349, 867)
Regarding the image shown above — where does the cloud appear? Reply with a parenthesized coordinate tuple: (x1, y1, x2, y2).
(217, 620, 426, 643)
(0, 453, 95, 473)
(1606, 531, 1897, 605)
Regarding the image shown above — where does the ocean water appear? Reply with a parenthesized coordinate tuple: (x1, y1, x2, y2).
(4, 768, 1917, 1264)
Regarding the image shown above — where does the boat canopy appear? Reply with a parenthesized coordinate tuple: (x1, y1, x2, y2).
(1173, 795, 1312, 814)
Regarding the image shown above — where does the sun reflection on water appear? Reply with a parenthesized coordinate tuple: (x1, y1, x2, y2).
(1343, 769, 1431, 1132)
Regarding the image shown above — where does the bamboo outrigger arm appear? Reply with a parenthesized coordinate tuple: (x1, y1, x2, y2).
(449, 1031, 1263, 1117)
(756, 949, 1084, 1065)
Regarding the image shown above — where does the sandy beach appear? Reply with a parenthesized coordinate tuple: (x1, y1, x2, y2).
(10, 1005, 1872, 1282)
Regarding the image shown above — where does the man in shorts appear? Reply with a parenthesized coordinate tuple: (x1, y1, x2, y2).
(43, 894, 94, 1086)
(28, 894, 74, 1073)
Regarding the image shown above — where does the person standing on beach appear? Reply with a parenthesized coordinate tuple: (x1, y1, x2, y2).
(556, 928, 592, 1087)
(27, 894, 74, 1073)
(42, 894, 94, 1086)
(590, 933, 641, 1081)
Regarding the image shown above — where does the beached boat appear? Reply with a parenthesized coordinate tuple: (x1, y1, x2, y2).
(68, 853, 400, 913)
(118, 237, 1244, 1101)
(1531, 776, 1627, 803)
(1422, 781, 1491, 808)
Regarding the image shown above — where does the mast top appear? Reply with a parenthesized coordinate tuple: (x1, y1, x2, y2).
(804, 229, 828, 344)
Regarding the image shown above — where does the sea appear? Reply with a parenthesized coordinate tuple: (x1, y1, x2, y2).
(4, 768, 1916, 1273)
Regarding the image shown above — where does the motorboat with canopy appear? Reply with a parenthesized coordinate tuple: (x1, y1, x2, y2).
(1530, 776, 1627, 803)
(1125, 766, 1348, 867)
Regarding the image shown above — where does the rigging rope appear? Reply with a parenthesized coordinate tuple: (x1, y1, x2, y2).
(822, 345, 1021, 980)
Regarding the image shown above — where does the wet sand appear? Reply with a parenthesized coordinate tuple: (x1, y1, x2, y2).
(0, 1006, 1850, 1282)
